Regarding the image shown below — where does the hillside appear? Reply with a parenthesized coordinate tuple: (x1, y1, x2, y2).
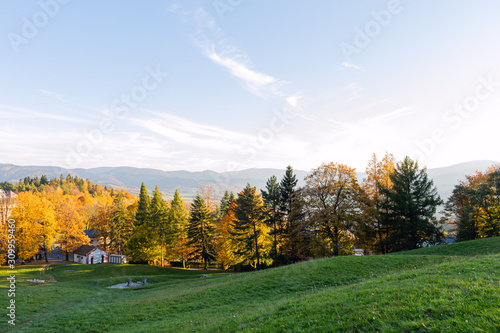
(1, 237, 499, 332)
(0, 160, 497, 201)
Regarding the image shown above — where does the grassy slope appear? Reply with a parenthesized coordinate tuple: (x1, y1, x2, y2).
(1, 237, 499, 332)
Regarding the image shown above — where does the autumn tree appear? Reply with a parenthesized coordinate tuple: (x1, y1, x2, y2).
(200, 184, 217, 216)
(88, 204, 113, 250)
(231, 184, 271, 270)
(127, 225, 161, 263)
(0, 190, 17, 263)
(11, 192, 57, 262)
(379, 157, 444, 251)
(187, 194, 215, 269)
(167, 189, 191, 267)
(447, 167, 500, 241)
(214, 201, 241, 269)
(361, 153, 396, 254)
(302, 162, 364, 256)
(217, 191, 235, 220)
(52, 195, 90, 260)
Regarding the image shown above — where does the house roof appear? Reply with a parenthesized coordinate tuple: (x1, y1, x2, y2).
(74, 245, 99, 256)
(84, 229, 101, 238)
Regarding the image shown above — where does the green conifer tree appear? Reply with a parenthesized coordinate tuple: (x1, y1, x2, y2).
(187, 194, 215, 269)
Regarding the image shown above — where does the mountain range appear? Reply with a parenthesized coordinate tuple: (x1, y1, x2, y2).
(0, 161, 498, 204)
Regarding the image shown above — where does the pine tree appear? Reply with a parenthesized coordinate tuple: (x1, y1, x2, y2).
(261, 175, 282, 267)
(379, 157, 444, 251)
(149, 185, 169, 265)
(169, 189, 190, 268)
(135, 182, 150, 227)
(279, 165, 298, 260)
(187, 194, 215, 269)
(110, 194, 134, 254)
(231, 184, 270, 270)
(280, 166, 298, 219)
(218, 191, 235, 219)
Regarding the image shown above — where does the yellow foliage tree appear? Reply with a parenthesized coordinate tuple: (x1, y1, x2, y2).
(362, 153, 396, 253)
(50, 194, 90, 260)
(214, 202, 241, 269)
(11, 192, 57, 262)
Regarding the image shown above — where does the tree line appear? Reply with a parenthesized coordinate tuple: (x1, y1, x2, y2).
(1, 155, 499, 269)
(0, 175, 134, 263)
(88, 154, 450, 269)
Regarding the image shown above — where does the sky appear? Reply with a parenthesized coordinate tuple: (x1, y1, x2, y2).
(1, 0, 499, 173)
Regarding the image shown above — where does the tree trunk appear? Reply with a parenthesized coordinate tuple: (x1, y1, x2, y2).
(273, 220, 278, 267)
(253, 222, 260, 270)
(161, 244, 164, 267)
(333, 226, 339, 257)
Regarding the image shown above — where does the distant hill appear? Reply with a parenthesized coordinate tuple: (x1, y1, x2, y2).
(0, 160, 497, 202)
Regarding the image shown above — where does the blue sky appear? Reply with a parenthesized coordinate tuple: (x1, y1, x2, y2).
(1, 0, 499, 172)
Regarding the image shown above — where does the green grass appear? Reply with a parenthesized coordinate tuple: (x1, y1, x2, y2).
(393, 236, 500, 256)
(1, 238, 499, 332)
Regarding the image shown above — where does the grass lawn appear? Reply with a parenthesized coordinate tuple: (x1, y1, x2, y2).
(1, 237, 499, 332)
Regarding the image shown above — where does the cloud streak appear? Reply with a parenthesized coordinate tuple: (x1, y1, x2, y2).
(0, 104, 92, 124)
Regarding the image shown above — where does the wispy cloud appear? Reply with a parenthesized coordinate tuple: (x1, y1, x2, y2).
(132, 110, 247, 153)
(182, 6, 303, 106)
(205, 49, 277, 87)
(342, 62, 362, 70)
(38, 89, 101, 112)
(367, 106, 414, 122)
(0, 104, 92, 124)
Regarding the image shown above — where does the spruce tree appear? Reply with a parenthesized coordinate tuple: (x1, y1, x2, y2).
(135, 182, 151, 227)
(379, 157, 444, 251)
(261, 175, 282, 267)
(170, 189, 190, 267)
(110, 194, 134, 254)
(231, 184, 269, 270)
(280, 166, 298, 219)
(218, 191, 235, 219)
(150, 185, 169, 265)
(187, 194, 215, 269)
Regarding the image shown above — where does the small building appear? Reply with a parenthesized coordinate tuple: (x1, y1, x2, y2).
(108, 254, 127, 264)
(353, 248, 364, 256)
(73, 245, 107, 264)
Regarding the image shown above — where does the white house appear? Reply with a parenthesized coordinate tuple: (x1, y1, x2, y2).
(73, 245, 107, 264)
(108, 254, 127, 264)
